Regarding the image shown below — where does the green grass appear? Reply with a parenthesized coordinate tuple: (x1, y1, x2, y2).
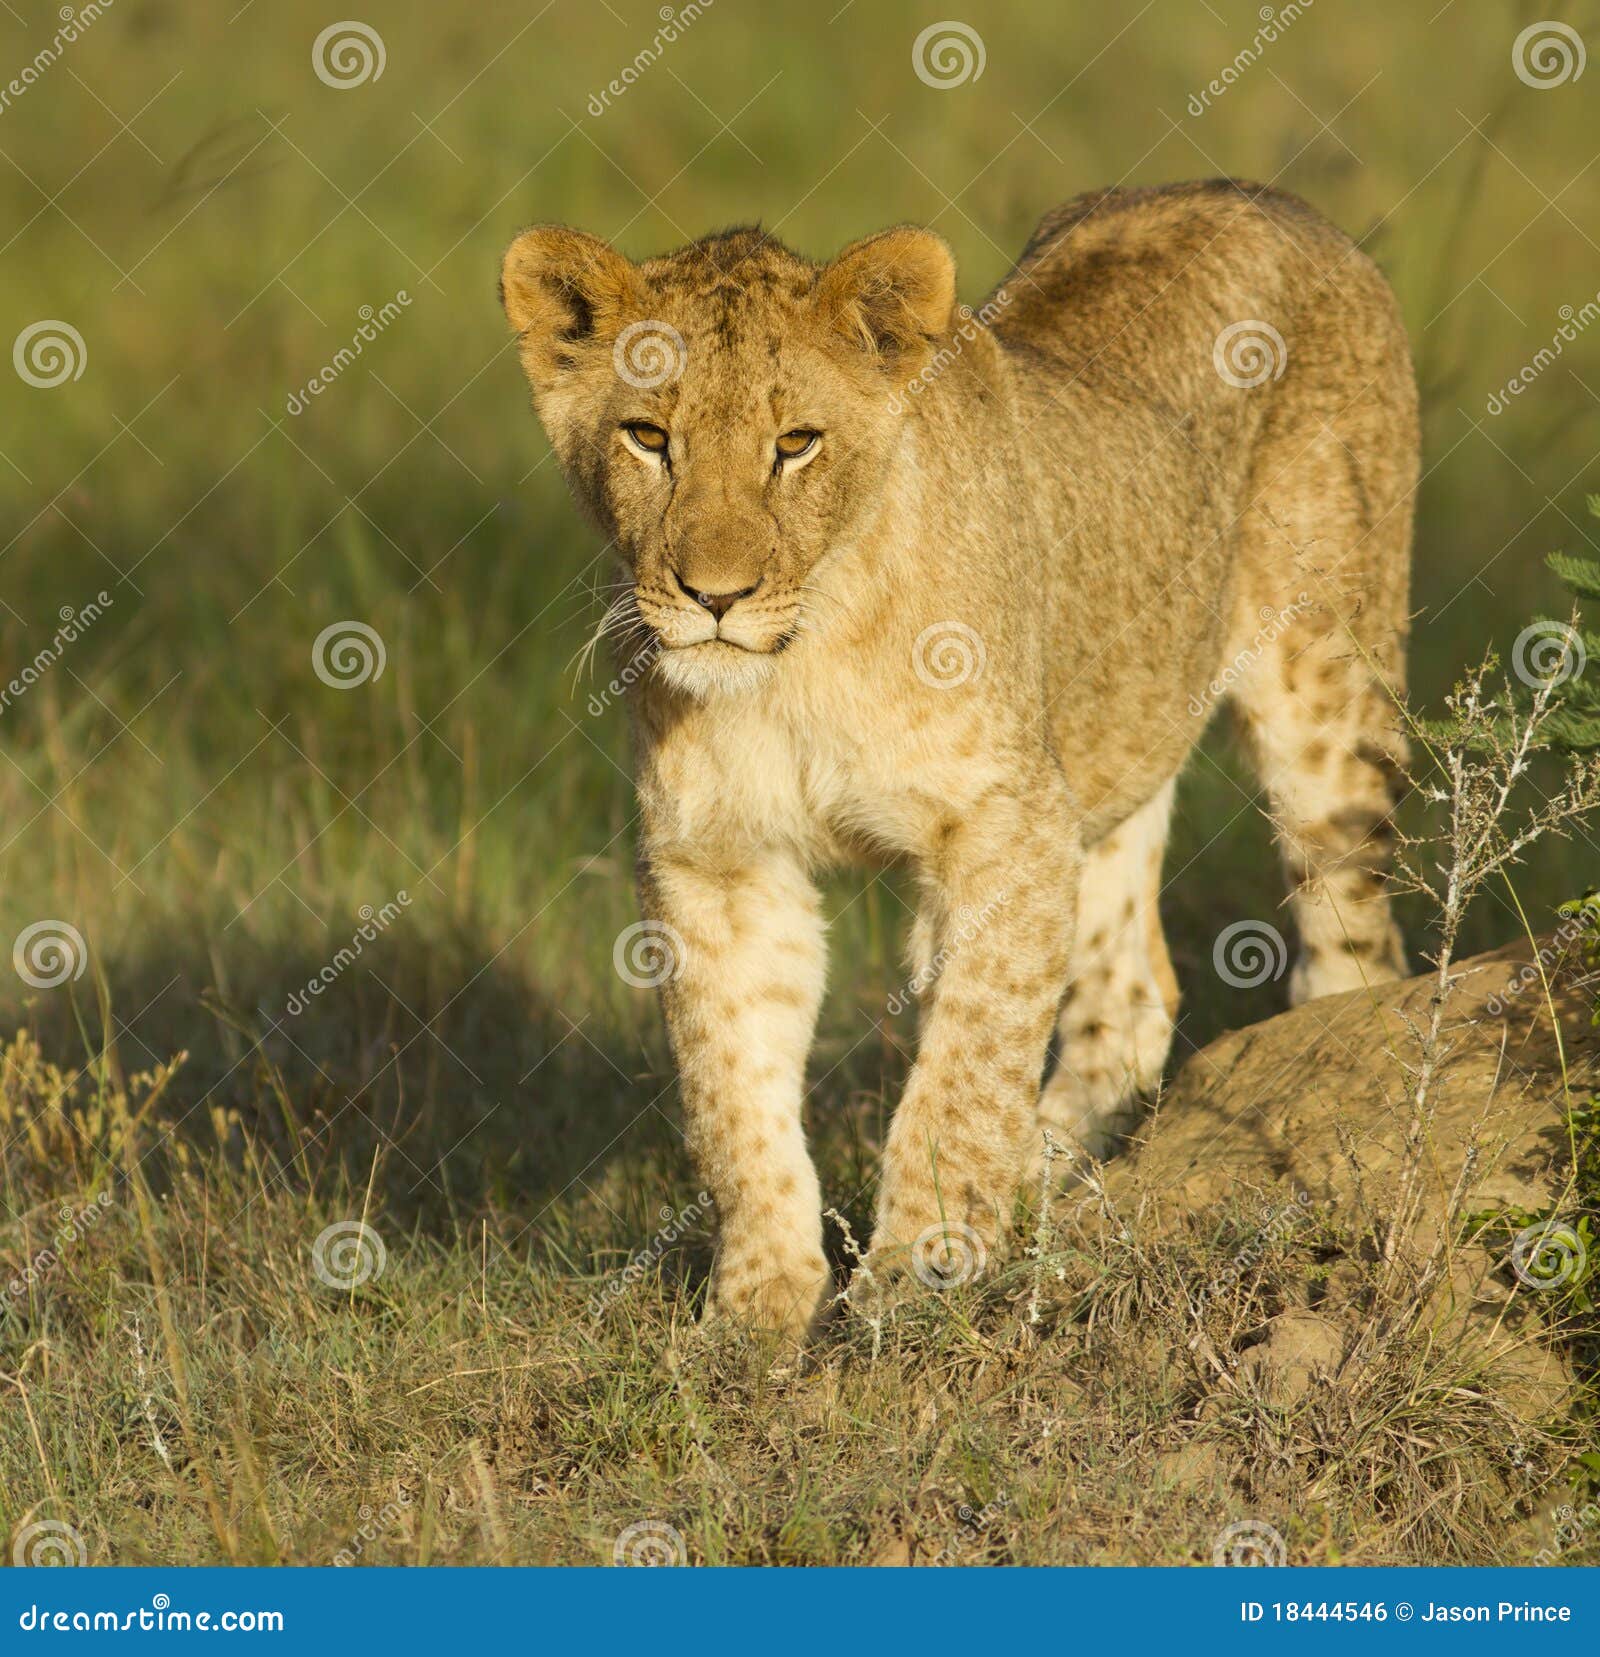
(2, 0, 1600, 1564)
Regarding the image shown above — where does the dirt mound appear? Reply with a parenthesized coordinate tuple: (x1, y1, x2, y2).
(1128, 936, 1591, 1216)
(1112, 934, 1594, 1422)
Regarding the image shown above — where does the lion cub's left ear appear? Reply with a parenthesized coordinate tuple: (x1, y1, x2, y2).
(814, 227, 956, 370)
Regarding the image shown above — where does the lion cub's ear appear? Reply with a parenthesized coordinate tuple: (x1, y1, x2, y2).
(500, 226, 641, 388)
(815, 227, 956, 370)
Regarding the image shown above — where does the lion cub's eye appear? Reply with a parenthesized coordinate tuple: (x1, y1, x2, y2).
(774, 429, 820, 470)
(622, 422, 670, 460)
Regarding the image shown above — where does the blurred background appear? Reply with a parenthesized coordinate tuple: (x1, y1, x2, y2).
(1, 0, 1598, 1230)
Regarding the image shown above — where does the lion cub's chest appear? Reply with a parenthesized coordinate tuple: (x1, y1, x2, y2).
(646, 692, 1001, 870)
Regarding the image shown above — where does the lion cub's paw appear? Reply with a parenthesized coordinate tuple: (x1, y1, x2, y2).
(1032, 1071, 1145, 1173)
(704, 1248, 832, 1344)
(848, 1213, 997, 1318)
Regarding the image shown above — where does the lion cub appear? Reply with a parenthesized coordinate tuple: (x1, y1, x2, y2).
(501, 180, 1415, 1339)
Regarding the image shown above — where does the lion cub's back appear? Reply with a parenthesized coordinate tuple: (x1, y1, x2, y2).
(992, 179, 1375, 394)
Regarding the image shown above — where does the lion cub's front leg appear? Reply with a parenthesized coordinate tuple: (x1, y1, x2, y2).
(870, 786, 1079, 1285)
(639, 847, 830, 1339)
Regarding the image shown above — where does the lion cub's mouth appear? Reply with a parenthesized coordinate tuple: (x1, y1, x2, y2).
(672, 633, 794, 656)
(650, 633, 784, 699)
(637, 595, 799, 659)
(636, 600, 801, 698)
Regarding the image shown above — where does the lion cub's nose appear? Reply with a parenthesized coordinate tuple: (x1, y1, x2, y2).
(676, 572, 761, 620)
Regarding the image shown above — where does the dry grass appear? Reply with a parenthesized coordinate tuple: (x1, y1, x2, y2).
(2, 1022, 1591, 1568)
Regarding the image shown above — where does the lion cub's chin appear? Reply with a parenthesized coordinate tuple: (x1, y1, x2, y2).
(651, 639, 780, 701)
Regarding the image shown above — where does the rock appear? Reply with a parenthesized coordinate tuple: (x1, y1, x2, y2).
(1123, 935, 1592, 1220)
(1113, 935, 1593, 1421)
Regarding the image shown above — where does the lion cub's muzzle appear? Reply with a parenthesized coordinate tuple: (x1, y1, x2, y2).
(638, 574, 797, 657)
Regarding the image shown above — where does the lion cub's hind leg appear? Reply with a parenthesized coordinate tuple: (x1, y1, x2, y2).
(1231, 614, 1408, 1004)
(1034, 780, 1178, 1164)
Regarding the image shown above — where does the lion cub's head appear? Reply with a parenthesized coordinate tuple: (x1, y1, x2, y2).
(500, 223, 954, 698)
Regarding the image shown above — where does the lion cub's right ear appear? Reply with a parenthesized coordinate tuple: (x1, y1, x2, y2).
(499, 226, 641, 390)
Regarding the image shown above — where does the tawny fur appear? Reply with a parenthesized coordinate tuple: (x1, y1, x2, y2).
(501, 179, 1417, 1339)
